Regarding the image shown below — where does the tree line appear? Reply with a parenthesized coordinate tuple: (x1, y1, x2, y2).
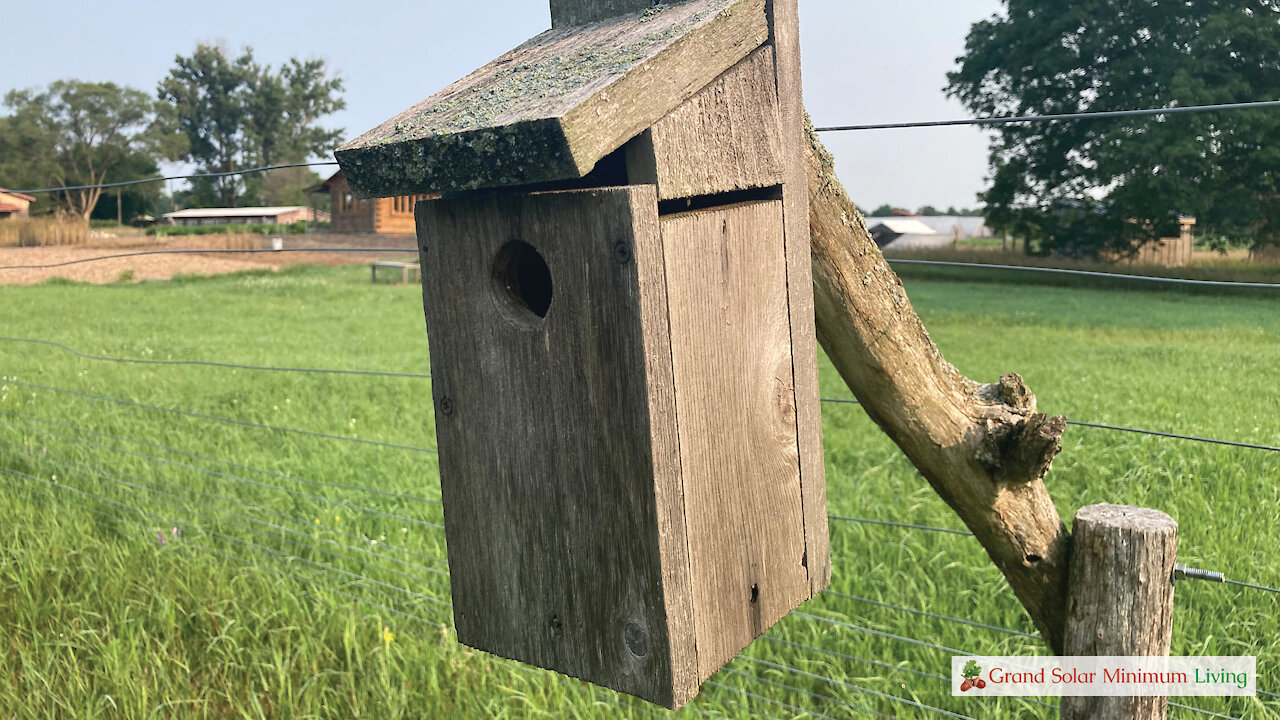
(865, 205, 985, 218)
(0, 44, 344, 221)
(947, 0, 1279, 254)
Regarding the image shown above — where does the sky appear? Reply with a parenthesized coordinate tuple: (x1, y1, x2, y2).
(0, 0, 1003, 212)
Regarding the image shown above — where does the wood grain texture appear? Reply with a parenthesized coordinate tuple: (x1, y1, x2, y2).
(337, 0, 767, 198)
(625, 46, 783, 200)
(416, 186, 698, 707)
(767, 0, 830, 596)
(1062, 504, 1177, 720)
(552, 0, 695, 28)
(805, 122, 1072, 652)
(659, 200, 809, 681)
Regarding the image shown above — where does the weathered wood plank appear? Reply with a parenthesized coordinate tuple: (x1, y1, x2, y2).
(416, 186, 698, 707)
(1062, 504, 1177, 720)
(338, 0, 767, 197)
(659, 200, 809, 681)
(626, 46, 783, 200)
(767, 0, 830, 595)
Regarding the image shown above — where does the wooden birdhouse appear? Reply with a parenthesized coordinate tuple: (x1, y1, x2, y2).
(335, 0, 828, 708)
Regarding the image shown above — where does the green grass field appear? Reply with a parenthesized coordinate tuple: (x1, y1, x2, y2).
(1, 264, 1277, 719)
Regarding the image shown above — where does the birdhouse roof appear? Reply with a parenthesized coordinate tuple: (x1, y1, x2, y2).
(336, 0, 767, 198)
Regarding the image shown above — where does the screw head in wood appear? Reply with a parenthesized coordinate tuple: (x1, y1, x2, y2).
(439, 396, 454, 417)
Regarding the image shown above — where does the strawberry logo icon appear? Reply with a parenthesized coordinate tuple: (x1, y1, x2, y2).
(960, 660, 987, 692)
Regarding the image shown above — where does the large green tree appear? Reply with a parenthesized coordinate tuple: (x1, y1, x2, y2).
(0, 81, 183, 220)
(947, 1, 1280, 253)
(159, 45, 345, 207)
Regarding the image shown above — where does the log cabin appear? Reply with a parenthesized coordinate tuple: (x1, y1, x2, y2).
(310, 170, 437, 235)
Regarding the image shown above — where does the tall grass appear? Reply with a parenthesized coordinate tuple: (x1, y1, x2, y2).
(0, 264, 1276, 719)
(0, 217, 91, 247)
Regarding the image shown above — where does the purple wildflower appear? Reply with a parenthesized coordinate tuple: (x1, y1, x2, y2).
(156, 531, 166, 546)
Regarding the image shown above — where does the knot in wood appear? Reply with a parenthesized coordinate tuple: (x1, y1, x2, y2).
(612, 240, 633, 265)
(976, 412, 1066, 485)
(997, 373, 1034, 411)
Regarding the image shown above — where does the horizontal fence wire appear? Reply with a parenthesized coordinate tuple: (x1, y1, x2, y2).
(1064, 420, 1280, 454)
(0, 409, 443, 506)
(704, 680, 839, 720)
(822, 397, 1280, 453)
(793, 610, 968, 656)
(1223, 579, 1280, 596)
(1167, 703, 1248, 720)
(820, 589, 1039, 639)
(741, 656, 976, 720)
(720, 666, 894, 720)
(828, 514, 973, 536)
(14, 161, 340, 195)
(0, 415, 445, 528)
(0, 246, 417, 272)
(828, 511, 1279, 602)
(5, 462, 452, 612)
(0, 443, 445, 571)
(4, 378, 439, 455)
(0, 417, 452, 579)
(813, 98, 1280, 132)
(0, 447, 451, 594)
(10, 333, 1275, 454)
(884, 258, 1280, 289)
(0, 336, 431, 379)
(761, 636, 949, 683)
(6, 100, 1273, 196)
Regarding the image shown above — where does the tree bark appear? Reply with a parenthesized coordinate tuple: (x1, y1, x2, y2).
(804, 120, 1072, 653)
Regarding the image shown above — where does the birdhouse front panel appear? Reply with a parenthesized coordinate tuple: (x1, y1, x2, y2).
(416, 186, 696, 707)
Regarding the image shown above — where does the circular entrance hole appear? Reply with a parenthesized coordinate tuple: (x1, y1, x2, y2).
(491, 241, 553, 322)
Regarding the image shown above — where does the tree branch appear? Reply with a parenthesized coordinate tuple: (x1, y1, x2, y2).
(804, 120, 1071, 653)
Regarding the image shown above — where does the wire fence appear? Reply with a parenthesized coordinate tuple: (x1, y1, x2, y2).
(812, 99, 1280, 132)
(2, 334, 1276, 719)
(2, 85, 1278, 720)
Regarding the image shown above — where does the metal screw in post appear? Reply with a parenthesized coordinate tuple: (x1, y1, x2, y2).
(1172, 563, 1226, 584)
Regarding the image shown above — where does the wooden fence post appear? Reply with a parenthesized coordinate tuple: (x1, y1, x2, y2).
(1061, 504, 1178, 720)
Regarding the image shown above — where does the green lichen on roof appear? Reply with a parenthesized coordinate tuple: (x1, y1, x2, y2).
(369, 1, 719, 146)
(642, 3, 673, 20)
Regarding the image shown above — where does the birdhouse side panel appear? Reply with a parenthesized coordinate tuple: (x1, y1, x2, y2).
(415, 187, 697, 706)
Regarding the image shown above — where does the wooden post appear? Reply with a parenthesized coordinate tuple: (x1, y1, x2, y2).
(1061, 504, 1177, 720)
